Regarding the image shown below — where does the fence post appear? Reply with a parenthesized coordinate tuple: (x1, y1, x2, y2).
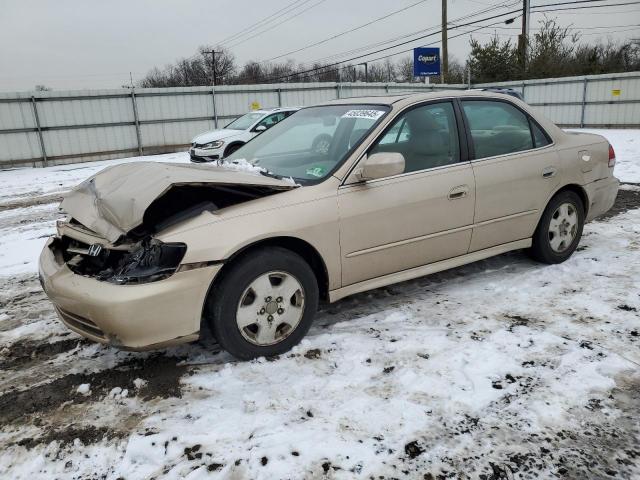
(30, 96, 47, 167)
(336, 83, 341, 99)
(212, 87, 219, 128)
(521, 82, 526, 102)
(130, 89, 143, 156)
(580, 77, 588, 128)
(277, 88, 282, 107)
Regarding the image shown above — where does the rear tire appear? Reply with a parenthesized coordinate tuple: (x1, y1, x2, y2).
(529, 190, 585, 264)
(207, 247, 319, 360)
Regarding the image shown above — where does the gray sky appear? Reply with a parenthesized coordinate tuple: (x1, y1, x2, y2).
(1, 0, 638, 91)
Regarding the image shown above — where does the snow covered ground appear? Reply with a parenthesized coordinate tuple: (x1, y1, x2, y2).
(0, 131, 638, 479)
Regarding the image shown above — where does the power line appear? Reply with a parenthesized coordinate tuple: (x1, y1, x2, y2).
(537, 6, 640, 12)
(530, 0, 608, 6)
(225, 0, 329, 49)
(533, 0, 640, 10)
(262, 0, 639, 82)
(261, 0, 431, 64)
(264, 17, 517, 83)
(494, 25, 638, 35)
(263, 7, 524, 82)
(216, 0, 310, 46)
(458, 21, 640, 30)
(288, 0, 521, 68)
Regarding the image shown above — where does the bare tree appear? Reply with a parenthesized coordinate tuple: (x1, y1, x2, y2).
(140, 46, 236, 87)
(396, 57, 415, 83)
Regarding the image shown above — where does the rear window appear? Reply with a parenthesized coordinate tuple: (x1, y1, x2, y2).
(462, 100, 534, 159)
(531, 120, 551, 148)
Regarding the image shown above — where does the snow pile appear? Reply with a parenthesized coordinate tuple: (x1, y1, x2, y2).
(218, 158, 264, 175)
(219, 158, 299, 185)
(76, 384, 91, 396)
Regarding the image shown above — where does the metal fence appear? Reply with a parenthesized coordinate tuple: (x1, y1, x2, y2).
(0, 71, 638, 168)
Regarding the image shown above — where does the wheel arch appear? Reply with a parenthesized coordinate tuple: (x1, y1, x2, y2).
(551, 184, 589, 216)
(223, 141, 245, 157)
(204, 236, 330, 311)
(532, 183, 589, 237)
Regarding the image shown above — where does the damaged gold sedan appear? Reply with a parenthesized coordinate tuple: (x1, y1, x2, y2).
(40, 91, 618, 359)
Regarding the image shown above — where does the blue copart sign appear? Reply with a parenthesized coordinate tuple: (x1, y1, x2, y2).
(413, 48, 441, 76)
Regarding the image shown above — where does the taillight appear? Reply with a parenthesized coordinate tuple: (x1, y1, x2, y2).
(608, 144, 616, 168)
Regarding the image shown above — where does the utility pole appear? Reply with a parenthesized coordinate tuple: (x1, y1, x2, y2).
(205, 50, 217, 86)
(519, 0, 531, 72)
(441, 0, 448, 84)
(204, 50, 219, 128)
(359, 62, 368, 82)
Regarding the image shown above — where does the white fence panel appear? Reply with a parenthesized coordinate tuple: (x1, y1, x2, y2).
(1, 73, 638, 168)
(0, 132, 41, 162)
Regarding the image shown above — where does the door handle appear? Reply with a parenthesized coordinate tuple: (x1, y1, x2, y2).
(448, 185, 469, 200)
(542, 166, 557, 179)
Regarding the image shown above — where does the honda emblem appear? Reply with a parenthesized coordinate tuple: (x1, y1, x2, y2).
(87, 244, 103, 257)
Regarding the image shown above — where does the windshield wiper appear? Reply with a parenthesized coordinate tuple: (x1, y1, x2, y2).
(259, 169, 283, 180)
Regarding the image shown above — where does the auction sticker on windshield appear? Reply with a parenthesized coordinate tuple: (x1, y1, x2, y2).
(305, 166, 327, 178)
(342, 109, 385, 120)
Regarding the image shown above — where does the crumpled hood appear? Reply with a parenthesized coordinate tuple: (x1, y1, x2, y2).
(192, 129, 243, 145)
(60, 162, 296, 242)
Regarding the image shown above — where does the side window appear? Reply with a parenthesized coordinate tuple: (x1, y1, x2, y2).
(370, 102, 460, 173)
(378, 119, 410, 145)
(462, 100, 534, 159)
(257, 112, 286, 130)
(530, 120, 551, 148)
(349, 117, 378, 148)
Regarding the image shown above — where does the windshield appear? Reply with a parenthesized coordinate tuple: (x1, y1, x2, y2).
(225, 104, 390, 182)
(226, 112, 265, 130)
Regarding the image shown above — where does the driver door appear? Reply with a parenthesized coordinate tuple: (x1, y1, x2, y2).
(337, 101, 475, 286)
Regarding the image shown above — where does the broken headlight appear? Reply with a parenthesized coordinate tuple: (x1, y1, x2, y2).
(105, 240, 186, 285)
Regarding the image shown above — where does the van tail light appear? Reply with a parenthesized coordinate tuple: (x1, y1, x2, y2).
(608, 144, 616, 168)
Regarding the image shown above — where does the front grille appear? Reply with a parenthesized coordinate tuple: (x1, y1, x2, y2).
(52, 233, 130, 279)
(56, 307, 105, 339)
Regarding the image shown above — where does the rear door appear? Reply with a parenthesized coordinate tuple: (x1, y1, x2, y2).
(460, 99, 559, 252)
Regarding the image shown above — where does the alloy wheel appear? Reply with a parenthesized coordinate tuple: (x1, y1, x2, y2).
(236, 271, 305, 346)
(548, 202, 578, 253)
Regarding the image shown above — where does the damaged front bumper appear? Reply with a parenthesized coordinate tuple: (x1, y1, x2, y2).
(39, 237, 222, 350)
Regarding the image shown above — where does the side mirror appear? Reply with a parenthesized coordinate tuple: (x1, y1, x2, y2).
(254, 125, 267, 132)
(351, 152, 405, 182)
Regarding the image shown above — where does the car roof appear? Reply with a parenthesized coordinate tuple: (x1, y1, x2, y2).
(253, 107, 302, 114)
(317, 89, 523, 108)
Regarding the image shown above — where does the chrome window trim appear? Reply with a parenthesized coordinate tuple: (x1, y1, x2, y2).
(468, 142, 556, 164)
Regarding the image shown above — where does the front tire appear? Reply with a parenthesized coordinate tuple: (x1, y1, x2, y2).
(207, 247, 319, 360)
(223, 143, 243, 158)
(529, 190, 585, 264)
